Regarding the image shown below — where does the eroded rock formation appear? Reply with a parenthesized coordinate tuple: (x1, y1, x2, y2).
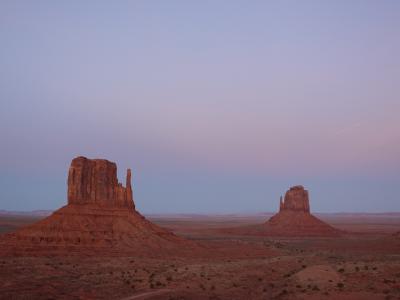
(279, 185, 310, 213)
(0, 156, 194, 256)
(265, 185, 340, 237)
(67, 156, 134, 209)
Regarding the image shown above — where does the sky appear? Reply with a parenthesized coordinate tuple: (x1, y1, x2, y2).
(0, 0, 399, 213)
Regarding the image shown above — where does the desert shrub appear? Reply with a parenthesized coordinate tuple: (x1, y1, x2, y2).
(337, 282, 344, 288)
(312, 285, 320, 291)
(355, 267, 360, 272)
(338, 268, 345, 273)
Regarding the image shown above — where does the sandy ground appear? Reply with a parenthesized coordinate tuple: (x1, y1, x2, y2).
(0, 213, 399, 299)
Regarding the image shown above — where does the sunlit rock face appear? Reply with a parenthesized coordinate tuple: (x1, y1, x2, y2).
(67, 156, 134, 210)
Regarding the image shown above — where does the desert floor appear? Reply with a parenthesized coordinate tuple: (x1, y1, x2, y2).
(0, 213, 399, 300)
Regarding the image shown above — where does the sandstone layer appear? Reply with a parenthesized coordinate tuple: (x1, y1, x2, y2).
(0, 156, 193, 256)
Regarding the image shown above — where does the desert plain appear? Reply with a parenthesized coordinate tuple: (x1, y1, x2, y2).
(1, 211, 399, 300)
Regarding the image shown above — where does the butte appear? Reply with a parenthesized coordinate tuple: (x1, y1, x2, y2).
(0, 156, 194, 256)
(263, 185, 341, 237)
(222, 185, 340, 237)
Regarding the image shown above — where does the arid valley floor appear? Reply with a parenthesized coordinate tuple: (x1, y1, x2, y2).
(1, 212, 399, 300)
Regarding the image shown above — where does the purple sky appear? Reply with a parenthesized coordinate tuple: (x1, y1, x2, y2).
(0, 1, 399, 213)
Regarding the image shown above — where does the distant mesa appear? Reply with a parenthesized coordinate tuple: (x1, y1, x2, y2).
(0, 156, 194, 256)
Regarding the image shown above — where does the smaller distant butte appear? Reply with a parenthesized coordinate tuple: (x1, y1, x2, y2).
(266, 185, 341, 237)
(220, 185, 341, 237)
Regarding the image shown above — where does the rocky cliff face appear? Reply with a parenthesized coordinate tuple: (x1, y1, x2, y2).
(67, 156, 134, 210)
(279, 185, 310, 213)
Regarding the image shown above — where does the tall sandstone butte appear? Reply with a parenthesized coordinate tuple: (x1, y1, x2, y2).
(279, 185, 310, 213)
(0, 156, 194, 256)
(67, 156, 134, 209)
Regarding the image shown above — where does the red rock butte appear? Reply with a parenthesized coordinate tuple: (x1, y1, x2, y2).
(67, 156, 134, 209)
(0, 156, 195, 256)
(265, 185, 340, 237)
(279, 185, 310, 213)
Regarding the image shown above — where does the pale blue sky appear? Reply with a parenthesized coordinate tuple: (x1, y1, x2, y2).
(0, 1, 399, 213)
